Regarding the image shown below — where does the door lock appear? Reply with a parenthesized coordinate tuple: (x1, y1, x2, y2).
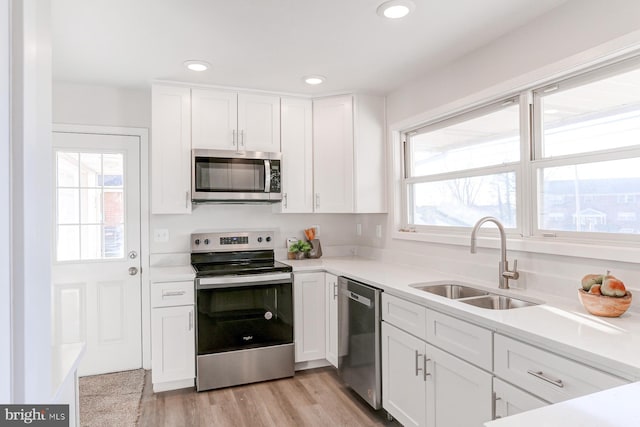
(128, 251, 138, 259)
(128, 267, 139, 276)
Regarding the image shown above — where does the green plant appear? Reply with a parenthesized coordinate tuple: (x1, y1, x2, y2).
(288, 240, 311, 253)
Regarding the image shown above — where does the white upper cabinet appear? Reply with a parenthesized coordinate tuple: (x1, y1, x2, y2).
(280, 97, 313, 213)
(238, 93, 281, 152)
(151, 84, 192, 214)
(312, 94, 386, 214)
(192, 88, 280, 152)
(313, 95, 355, 213)
(191, 89, 237, 150)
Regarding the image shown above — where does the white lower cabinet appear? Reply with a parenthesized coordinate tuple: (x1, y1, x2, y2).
(382, 322, 492, 427)
(151, 281, 195, 392)
(325, 273, 339, 367)
(294, 272, 326, 363)
(493, 377, 548, 419)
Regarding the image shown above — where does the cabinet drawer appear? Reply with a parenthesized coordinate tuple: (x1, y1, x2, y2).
(151, 281, 194, 308)
(382, 293, 427, 340)
(426, 309, 492, 371)
(494, 334, 627, 403)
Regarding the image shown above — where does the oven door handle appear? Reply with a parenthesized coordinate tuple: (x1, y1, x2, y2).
(197, 272, 292, 289)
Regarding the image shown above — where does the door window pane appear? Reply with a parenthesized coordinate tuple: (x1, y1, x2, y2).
(410, 172, 516, 227)
(409, 104, 520, 177)
(540, 68, 640, 158)
(55, 150, 125, 261)
(538, 158, 640, 234)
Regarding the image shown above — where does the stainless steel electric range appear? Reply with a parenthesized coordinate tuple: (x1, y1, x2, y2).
(191, 230, 294, 391)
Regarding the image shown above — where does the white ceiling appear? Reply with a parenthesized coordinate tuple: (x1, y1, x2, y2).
(52, 0, 569, 95)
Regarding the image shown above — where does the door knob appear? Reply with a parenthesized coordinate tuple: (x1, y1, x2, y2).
(128, 251, 138, 259)
(128, 267, 139, 276)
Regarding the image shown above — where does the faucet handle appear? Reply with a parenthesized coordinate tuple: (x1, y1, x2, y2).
(512, 259, 518, 272)
(504, 259, 520, 280)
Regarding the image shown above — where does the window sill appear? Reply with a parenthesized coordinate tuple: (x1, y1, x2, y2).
(392, 230, 640, 264)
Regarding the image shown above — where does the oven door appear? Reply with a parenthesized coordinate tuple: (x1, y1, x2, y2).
(196, 273, 293, 355)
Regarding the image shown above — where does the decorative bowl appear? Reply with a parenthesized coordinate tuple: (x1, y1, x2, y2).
(578, 289, 632, 317)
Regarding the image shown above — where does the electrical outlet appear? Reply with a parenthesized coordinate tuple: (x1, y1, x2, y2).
(376, 224, 382, 239)
(154, 228, 169, 242)
(356, 223, 362, 236)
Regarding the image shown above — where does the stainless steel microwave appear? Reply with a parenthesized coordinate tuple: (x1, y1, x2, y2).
(192, 149, 282, 203)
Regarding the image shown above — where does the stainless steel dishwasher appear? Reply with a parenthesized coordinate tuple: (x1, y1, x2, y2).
(338, 276, 382, 409)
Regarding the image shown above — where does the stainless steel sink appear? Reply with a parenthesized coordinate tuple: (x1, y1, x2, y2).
(460, 295, 537, 310)
(411, 282, 489, 299)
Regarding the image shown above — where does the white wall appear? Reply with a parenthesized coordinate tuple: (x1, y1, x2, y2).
(11, 0, 53, 402)
(0, 0, 11, 403)
(365, 0, 640, 303)
(53, 82, 150, 128)
(151, 206, 357, 259)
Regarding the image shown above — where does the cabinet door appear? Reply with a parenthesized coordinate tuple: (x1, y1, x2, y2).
(280, 97, 313, 213)
(353, 94, 387, 213)
(237, 93, 281, 152)
(494, 378, 548, 419)
(313, 95, 354, 213)
(294, 272, 326, 362)
(381, 322, 426, 427)
(151, 305, 195, 385)
(325, 273, 338, 368)
(191, 88, 238, 150)
(151, 85, 192, 214)
(426, 343, 493, 427)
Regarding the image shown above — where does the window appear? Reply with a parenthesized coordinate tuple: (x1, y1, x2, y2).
(403, 99, 521, 231)
(400, 55, 640, 242)
(56, 151, 125, 261)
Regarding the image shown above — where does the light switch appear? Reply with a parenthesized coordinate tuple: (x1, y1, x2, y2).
(356, 223, 362, 236)
(154, 229, 169, 242)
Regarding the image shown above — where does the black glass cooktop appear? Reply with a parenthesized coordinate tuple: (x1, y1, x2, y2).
(191, 250, 292, 278)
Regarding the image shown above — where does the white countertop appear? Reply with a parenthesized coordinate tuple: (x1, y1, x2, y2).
(485, 381, 640, 427)
(149, 265, 195, 283)
(284, 256, 640, 380)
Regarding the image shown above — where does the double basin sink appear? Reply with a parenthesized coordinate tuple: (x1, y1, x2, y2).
(411, 282, 538, 310)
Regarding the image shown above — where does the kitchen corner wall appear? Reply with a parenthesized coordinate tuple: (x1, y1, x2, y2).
(52, 82, 358, 260)
(360, 0, 640, 303)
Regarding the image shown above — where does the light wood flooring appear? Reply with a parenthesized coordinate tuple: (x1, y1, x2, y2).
(138, 367, 401, 427)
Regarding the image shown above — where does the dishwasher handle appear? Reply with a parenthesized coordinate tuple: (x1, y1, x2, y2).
(345, 290, 373, 308)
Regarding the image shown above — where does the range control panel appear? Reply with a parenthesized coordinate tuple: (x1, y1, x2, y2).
(191, 230, 275, 252)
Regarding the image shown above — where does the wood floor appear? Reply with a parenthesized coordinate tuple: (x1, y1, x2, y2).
(138, 368, 401, 427)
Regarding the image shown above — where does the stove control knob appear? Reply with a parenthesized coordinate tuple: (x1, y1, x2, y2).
(266, 236, 272, 242)
(257, 237, 263, 243)
(204, 238, 210, 245)
(194, 239, 200, 245)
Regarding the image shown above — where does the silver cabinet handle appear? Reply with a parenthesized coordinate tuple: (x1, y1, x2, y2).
(162, 290, 186, 297)
(315, 193, 320, 209)
(333, 283, 337, 300)
(492, 392, 502, 420)
(423, 357, 430, 381)
(185, 191, 189, 208)
(240, 130, 245, 147)
(415, 350, 424, 377)
(189, 310, 194, 331)
(232, 129, 236, 147)
(527, 370, 564, 388)
(283, 193, 288, 209)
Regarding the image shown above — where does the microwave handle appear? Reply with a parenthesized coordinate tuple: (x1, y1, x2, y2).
(264, 159, 271, 193)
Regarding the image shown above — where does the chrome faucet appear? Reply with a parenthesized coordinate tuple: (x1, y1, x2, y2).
(470, 216, 519, 289)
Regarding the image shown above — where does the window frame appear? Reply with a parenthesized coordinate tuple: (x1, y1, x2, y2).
(398, 54, 640, 247)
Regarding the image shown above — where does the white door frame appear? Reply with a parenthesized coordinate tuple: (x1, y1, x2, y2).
(52, 123, 151, 369)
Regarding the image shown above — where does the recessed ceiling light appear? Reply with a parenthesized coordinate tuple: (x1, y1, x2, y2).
(303, 75, 326, 85)
(377, 0, 415, 19)
(184, 60, 210, 72)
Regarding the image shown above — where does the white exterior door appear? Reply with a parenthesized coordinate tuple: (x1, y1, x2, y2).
(52, 131, 142, 376)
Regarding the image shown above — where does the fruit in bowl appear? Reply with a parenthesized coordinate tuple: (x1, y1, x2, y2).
(578, 273, 632, 317)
